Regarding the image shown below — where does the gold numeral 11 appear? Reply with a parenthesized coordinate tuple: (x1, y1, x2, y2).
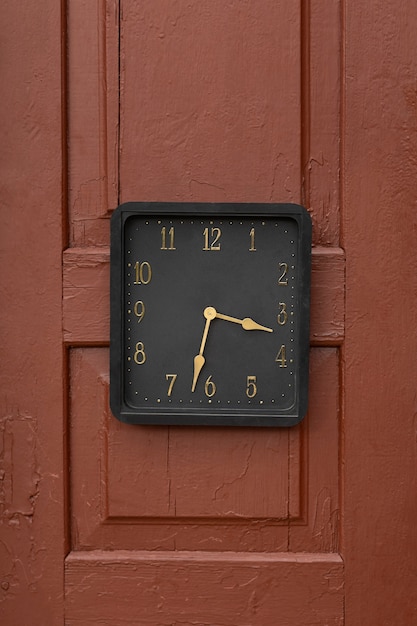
(161, 226, 176, 250)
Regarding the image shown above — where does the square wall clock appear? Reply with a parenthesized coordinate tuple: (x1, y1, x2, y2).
(110, 202, 312, 427)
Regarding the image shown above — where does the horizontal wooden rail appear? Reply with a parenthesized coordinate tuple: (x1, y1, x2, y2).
(63, 246, 344, 345)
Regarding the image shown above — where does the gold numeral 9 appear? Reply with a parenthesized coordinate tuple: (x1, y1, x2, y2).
(134, 261, 152, 285)
(133, 300, 145, 322)
(246, 375, 257, 398)
(134, 341, 146, 364)
(277, 302, 288, 325)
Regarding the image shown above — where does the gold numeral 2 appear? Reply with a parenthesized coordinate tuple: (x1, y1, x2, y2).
(278, 262, 288, 285)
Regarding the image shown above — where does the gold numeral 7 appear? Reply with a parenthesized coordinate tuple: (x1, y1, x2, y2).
(166, 374, 177, 397)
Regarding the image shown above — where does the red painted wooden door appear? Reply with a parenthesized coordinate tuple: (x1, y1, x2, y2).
(1, 1, 417, 624)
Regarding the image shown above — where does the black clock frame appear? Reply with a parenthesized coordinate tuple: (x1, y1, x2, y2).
(110, 202, 312, 427)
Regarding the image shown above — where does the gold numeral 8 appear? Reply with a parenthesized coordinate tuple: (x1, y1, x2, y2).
(134, 341, 146, 364)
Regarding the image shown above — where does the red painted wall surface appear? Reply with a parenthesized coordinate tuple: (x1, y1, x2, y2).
(0, 1, 416, 624)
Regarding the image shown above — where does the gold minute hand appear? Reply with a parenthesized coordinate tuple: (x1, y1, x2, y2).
(215, 311, 273, 333)
(191, 307, 217, 392)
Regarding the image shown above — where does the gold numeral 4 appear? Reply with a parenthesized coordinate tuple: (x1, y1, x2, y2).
(275, 345, 287, 368)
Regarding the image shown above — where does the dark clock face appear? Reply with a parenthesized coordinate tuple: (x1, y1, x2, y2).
(110, 203, 311, 427)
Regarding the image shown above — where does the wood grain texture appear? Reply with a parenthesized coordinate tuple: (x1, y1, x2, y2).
(67, 0, 119, 246)
(69, 347, 339, 552)
(119, 1, 301, 206)
(63, 245, 344, 345)
(343, 1, 417, 623)
(65, 551, 344, 625)
(0, 1, 65, 622)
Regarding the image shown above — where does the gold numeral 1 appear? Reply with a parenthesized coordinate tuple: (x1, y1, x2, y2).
(203, 227, 221, 251)
(278, 262, 288, 285)
(134, 261, 152, 284)
(249, 228, 256, 251)
(161, 226, 176, 250)
(134, 341, 146, 364)
(165, 374, 177, 396)
(275, 345, 287, 368)
(246, 375, 257, 398)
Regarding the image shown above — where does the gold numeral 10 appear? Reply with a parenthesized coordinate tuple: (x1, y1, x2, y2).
(275, 345, 287, 368)
(161, 226, 176, 250)
(203, 227, 221, 251)
(134, 261, 152, 285)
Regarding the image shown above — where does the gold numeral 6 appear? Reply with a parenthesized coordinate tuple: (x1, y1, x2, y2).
(204, 375, 216, 397)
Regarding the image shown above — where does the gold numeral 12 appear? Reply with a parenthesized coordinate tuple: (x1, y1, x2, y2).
(203, 227, 221, 251)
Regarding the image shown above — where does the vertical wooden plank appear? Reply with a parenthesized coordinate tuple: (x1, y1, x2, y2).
(344, 1, 417, 623)
(0, 1, 64, 623)
(119, 0, 301, 203)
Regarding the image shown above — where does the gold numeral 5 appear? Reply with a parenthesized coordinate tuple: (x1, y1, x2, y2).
(246, 375, 257, 398)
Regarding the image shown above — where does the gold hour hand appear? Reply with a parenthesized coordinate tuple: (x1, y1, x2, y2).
(215, 311, 273, 333)
(191, 307, 217, 392)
